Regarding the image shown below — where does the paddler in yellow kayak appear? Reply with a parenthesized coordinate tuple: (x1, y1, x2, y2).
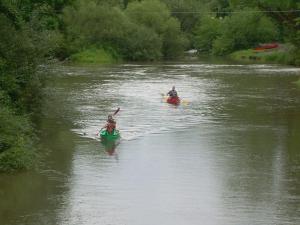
(167, 86, 180, 104)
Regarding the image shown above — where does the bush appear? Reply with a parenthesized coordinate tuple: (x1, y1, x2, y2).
(63, 0, 187, 61)
(0, 147, 34, 172)
(0, 1, 56, 172)
(0, 105, 35, 172)
(0, 14, 45, 114)
(121, 25, 163, 61)
(70, 47, 120, 64)
(230, 48, 294, 65)
(212, 36, 234, 55)
(126, 0, 170, 35)
(193, 16, 222, 52)
(64, 1, 164, 61)
(212, 10, 279, 55)
(292, 19, 300, 65)
(162, 17, 188, 59)
(162, 0, 203, 33)
(126, 0, 187, 59)
(63, 2, 132, 53)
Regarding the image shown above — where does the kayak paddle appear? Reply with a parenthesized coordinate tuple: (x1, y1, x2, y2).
(113, 107, 120, 116)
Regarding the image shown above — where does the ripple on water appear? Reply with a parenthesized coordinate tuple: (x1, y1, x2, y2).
(58, 63, 300, 141)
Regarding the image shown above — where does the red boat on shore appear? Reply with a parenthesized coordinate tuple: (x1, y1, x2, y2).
(254, 43, 279, 51)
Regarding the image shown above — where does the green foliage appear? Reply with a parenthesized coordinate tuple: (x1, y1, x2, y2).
(121, 25, 163, 61)
(291, 17, 300, 65)
(230, 47, 294, 65)
(207, 0, 231, 18)
(126, 0, 170, 34)
(63, 2, 131, 51)
(125, 0, 187, 59)
(191, 0, 299, 64)
(0, 15, 42, 113)
(0, 105, 35, 172)
(0, 0, 72, 172)
(229, 0, 257, 9)
(256, 0, 300, 65)
(0, 16, 38, 171)
(258, 0, 297, 9)
(64, 0, 187, 61)
(212, 10, 279, 55)
(70, 47, 119, 64)
(291, 47, 300, 66)
(193, 9, 279, 55)
(162, 0, 205, 32)
(295, 78, 300, 86)
(193, 16, 222, 52)
(162, 18, 188, 58)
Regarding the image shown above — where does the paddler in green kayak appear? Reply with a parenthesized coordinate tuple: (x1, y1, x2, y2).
(102, 114, 116, 134)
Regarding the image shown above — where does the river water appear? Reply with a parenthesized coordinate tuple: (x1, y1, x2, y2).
(1, 61, 300, 225)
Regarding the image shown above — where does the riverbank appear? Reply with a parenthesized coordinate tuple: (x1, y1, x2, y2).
(0, 106, 36, 172)
(294, 78, 300, 86)
(69, 48, 121, 65)
(229, 44, 297, 66)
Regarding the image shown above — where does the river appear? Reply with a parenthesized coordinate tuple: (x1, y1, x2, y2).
(1, 60, 300, 225)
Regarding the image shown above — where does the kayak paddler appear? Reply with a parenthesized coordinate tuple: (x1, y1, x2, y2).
(167, 86, 178, 98)
(102, 114, 116, 134)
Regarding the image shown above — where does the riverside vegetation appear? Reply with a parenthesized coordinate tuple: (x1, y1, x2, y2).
(1, 0, 299, 172)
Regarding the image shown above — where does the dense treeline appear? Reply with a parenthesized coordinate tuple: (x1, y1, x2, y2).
(60, 0, 299, 64)
(191, 0, 300, 64)
(0, 0, 299, 171)
(62, 0, 187, 61)
(0, 0, 72, 171)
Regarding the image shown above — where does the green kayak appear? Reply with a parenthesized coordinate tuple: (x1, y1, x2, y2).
(99, 129, 120, 141)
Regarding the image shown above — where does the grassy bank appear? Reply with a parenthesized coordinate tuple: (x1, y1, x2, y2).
(230, 44, 295, 65)
(70, 48, 121, 65)
(294, 79, 300, 86)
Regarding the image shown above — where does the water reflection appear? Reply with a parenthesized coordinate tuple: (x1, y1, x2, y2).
(101, 139, 120, 159)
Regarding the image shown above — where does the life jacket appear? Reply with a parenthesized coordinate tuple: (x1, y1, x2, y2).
(106, 119, 116, 133)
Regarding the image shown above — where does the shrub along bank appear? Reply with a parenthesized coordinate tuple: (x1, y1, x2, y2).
(0, 0, 69, 172)
(230, 44, 295, 65)
(62, 0, 187, 63)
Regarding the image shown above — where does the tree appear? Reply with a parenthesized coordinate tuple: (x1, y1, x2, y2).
(257, 0, 300, 64)
(126, 0, 171, 35)
(63, 1, 132, 52)
(257, 0, 299, 30)
(0, 0, 71, 171)
(162, 0, 206, 32)
(193, 16, 222, 52)
(162, 17, 188, 58)
(212, 10, 279, 55)
(126, 0, 187, 58)
(122, 25, 163, 61)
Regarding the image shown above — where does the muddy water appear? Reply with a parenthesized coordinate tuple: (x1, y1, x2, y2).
(1, 61, 300, 225)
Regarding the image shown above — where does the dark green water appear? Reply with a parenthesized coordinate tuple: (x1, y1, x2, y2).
(1, 61, 300, 225)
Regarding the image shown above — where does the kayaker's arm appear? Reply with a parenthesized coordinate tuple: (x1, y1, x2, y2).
(101, 124, 108, 130)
